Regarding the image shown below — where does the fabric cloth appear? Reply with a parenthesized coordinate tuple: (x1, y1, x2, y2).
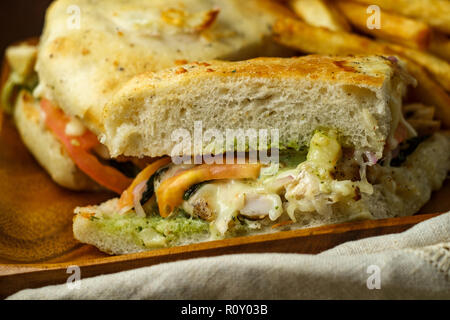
(8, 212, 450, 300)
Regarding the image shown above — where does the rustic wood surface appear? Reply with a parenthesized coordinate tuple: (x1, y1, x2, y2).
(0, 0, 449, 300)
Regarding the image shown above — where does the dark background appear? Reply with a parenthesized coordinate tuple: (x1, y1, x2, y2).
(0, 0, 52, 61)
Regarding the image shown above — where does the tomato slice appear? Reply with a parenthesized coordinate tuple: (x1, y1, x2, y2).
(118, 157, 171, 209)
(156, 163, 261, 217)
(41, 99, 99, 150)
(40, 99, 132, 194)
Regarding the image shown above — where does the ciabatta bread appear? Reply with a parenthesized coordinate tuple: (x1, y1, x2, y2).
(103, 55, 414, 159)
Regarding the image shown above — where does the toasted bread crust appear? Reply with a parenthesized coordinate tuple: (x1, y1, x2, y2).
(124, 55, 396, 89)
(104, 55, 411, 158)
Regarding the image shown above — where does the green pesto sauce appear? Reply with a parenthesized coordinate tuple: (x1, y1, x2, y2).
(91, 210, 210, 248)
(1, 71, 38, 114)
(89, 208, 254, 248)
(278, 147, 308, 168)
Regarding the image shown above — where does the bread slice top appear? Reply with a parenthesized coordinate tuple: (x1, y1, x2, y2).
(103, 55, 415, 159)
(35, 0, 293, 136)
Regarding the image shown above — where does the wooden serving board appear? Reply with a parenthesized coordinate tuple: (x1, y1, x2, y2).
(0, 113, 449, 298)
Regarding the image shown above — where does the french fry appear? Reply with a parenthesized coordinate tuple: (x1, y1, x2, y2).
(272, 17, 388, 55)
(272, 18, 450, 127)
(387, 43, 450, 92)
(350, 0, 450, 34)
(405, 61, 450, 128)
(429, 33, 450, 62)
(273, 17, 450, 91)
(334, 2, 450, 90)
(403, 103, 435, 120)
(288, 0, 351, 32)
(336, 1, 431, 50)
(403, 103, 441, 136)
(407, 119, 441, 136)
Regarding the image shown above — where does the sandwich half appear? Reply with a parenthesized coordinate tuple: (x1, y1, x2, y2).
(1, 0, 293, 191)
(72, 56, 450, 254)
(2, 1, 448, 255)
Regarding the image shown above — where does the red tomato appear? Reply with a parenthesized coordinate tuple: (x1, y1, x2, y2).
(40, 99, 132, 194)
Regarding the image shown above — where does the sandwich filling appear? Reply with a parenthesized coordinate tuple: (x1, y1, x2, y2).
(2, 43, 428, 249)
(74, 127, 421, 248)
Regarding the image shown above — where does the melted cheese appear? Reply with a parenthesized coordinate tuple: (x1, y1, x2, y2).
(177, 130, 374, 235)
(181, 180, 284, 236)
(182, 181, 251, 236)
(65, 117, 86, 136)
